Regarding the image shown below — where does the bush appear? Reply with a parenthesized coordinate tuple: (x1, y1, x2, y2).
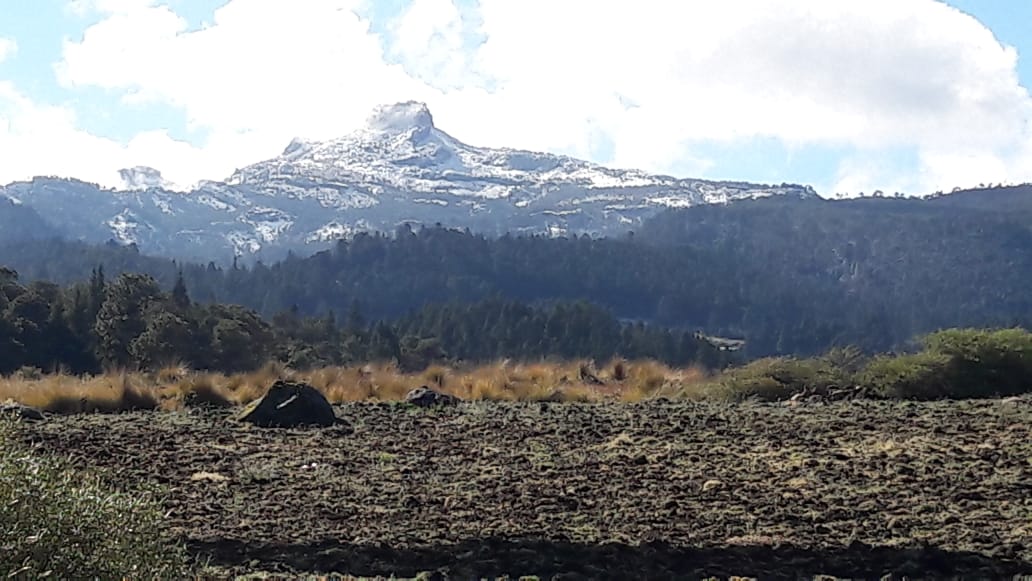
(922, 328, 1032, 397)
(0, 420, 191, 579)
(859, 351, 952, 400)
(859, 328, 1032, 399)
(710, 356, 851, 401)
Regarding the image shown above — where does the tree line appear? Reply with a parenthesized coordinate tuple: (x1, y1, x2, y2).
(0, 267, 716, 375)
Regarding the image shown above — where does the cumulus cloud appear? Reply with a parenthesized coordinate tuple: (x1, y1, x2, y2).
(459, 0, 1032, 191)
(5, 0, 1031, 193)
(57, 0, 431, 184)
(0, 82, 125, 186)
(0, 37, 17, 63)
(387, 0, 472, 90)
(0, 81, 216, 189)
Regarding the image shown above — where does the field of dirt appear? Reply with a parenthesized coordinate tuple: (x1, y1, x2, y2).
(16, 396, 1032, 580)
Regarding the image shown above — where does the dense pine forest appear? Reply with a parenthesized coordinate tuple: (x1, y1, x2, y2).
(0, 267, 713, 375)
(2, 186, 1031, 367)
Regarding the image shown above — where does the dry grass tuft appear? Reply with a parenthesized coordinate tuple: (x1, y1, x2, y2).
(0, 372, 161, 414)
(179, 376, 235, 408)
(421, 364, 450, 389)
(155, 363, 189, 384)
(0, 359, 710, 412)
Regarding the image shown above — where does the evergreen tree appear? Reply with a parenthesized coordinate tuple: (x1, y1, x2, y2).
(129, 311, 196, 369)
(87, 266, 106, 321)
(369, 321, 402, 363)
(171, 271, 191, 309)
(94, 274, 163, 368)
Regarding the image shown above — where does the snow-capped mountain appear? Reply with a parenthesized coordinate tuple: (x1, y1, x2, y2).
(119, 166, 175, 192)
(0, 101, 816, 262)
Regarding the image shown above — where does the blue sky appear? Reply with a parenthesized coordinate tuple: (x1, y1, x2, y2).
(950, 0, 1032, 85)
(1, 0, 1030, 196)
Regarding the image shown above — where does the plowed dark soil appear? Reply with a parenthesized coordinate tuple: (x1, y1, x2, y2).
(17, 397, 1032, 580)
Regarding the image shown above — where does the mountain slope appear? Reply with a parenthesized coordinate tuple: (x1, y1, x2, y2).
(164, 193, 1031, 356)
(3, 190, 1031, 358)
(0, 102, 815, 262)
(0, 198, 59, 243)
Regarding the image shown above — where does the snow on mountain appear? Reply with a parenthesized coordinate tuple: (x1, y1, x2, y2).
(107, 209, 144, 245)
(119, 166, 174, 191)
(228, 100, 813, 219)
(232, 101, 685, 199)
(0, 101, 817, 262)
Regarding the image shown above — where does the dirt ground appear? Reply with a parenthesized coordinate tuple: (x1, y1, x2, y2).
(16, 396, 1032, 580)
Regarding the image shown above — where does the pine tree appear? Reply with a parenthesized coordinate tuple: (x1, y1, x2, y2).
(87, 266, 106, 321)
(171, 271, 191, 309)
(346, 299, 366, 333)
(369, 321, 401, 363)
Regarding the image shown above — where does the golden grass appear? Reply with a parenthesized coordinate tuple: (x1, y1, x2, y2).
(0, 359, 711, 413)
(0, 371, 160, 414)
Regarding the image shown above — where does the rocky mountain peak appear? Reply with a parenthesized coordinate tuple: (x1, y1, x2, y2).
(118, 166, 170, 191)
(281, 137, 315, 159)
(364, 101, 435, 136)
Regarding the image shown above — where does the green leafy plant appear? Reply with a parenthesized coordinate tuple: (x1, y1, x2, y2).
(705, 356, 851, 401)
(860, 328, 1032, 399)
(0, 420, 191, 579)
(858, 351, 952, 400)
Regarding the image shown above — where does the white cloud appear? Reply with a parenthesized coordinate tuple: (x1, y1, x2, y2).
(0, 81, 123, 186)
(57, 0, 433, 185)
(387, 0, 471, 90)
(0, 37, 17, 63)
(456, 0, 1032, 191)
(0, 82, 212, 189)
(1, 4, 215, 189)
(6, 0, 1030, 194)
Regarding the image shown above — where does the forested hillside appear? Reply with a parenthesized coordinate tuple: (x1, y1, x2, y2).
(0, 267, 707, 375)
(2, 187, 1031, 359)
(640, 194, 1032, 353)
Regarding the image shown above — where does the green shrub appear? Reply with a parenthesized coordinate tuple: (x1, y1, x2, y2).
(711, 356, 851, 401)
(819, 345, 868, 374)
(922, 328, 1032, 397)
(0, 420, 191, 580)
(859, 351, 952, 399)
(860, 328, 1032, 399)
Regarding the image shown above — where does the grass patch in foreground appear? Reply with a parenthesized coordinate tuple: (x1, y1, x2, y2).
(0, 419, 191, 579)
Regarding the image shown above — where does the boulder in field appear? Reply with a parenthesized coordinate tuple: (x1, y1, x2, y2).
(405, 386, 461, 407)
(237, 380, 342, 428)
(0, 401, 45, 422)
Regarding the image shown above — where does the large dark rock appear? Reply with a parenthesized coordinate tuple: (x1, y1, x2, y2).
(405, 386, 461, 408)
(0, 401, 45, 421)
(237, 380, 341, 428)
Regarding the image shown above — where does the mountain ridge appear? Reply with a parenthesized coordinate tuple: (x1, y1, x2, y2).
(1, 101, 816, 261)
